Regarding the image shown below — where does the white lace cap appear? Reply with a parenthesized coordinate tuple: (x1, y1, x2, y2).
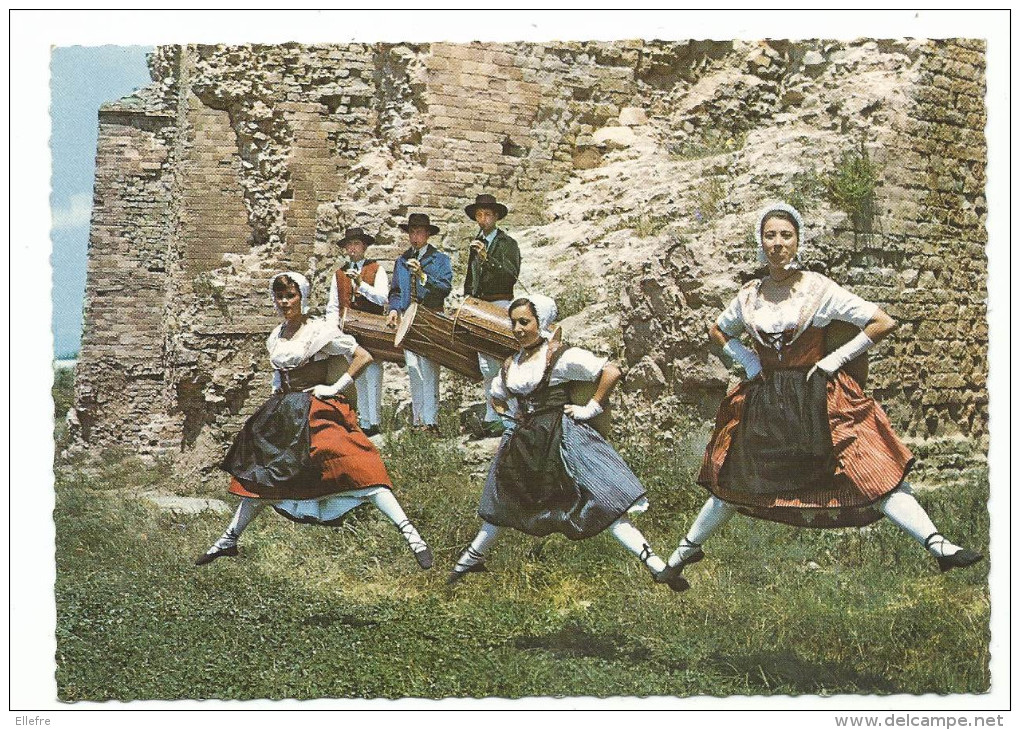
(516, 293, 558, 338)
(755, 201, 807, 267)
(270, 271, 311, 314)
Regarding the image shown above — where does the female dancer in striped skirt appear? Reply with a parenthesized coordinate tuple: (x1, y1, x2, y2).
(657, 202, 983, 589)
(448, 294, 685, 591)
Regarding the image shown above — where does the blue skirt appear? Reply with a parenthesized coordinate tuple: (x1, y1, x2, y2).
(478, 413, 646, 540)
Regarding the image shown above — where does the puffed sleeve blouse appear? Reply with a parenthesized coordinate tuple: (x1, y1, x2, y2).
(716, 272, 878, 339)
(267, 317, 358, 390)
(489, 343, 608, 406)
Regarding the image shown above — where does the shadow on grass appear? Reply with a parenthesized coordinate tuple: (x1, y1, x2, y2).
(702, 650, 897, 695)
(513, 622, 652, 662)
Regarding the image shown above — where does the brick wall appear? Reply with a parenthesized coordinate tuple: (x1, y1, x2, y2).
(73, 102, 178, 450)
(826, 40, 988, 438)
(71, 39, 989, 461)
(180, 94, 251, 278)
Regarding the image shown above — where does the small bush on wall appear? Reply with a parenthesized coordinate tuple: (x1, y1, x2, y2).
(826, 142, 878, 231)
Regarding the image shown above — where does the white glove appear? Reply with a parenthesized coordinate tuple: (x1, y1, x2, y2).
(311, 373, 354, 399)
(810, 331, 874, 380)
(564, 399, 604, 421)
(723, 338, 763, 380)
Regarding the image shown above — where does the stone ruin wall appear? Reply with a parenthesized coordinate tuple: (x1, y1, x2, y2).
(71, 39, 988, 473)
(615, 39, 988, 438)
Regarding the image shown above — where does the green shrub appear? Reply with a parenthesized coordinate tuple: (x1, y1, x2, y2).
(52, 367, 75, 448)
(668, 128, 748, 160)
(615, 212, 674, 239)
(694, 175, 728, 225)
(783, 168, 825, 215)
(826, 143, 877, 230)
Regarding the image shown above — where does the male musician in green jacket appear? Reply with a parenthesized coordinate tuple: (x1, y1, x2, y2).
(463, 193, 522, 438)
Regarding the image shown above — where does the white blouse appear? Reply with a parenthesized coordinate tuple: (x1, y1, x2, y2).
(489, 343, 608, 405)
(717, 272, 877, 342)
(267, 317, 358, 390)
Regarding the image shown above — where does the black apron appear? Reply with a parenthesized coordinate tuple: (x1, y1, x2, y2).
(718, 368, 837, 494)
(221, 359, 335, 493)
(479, 344, 646, 539)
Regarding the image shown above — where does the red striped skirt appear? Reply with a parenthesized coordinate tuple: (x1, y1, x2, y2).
(698, 370, 913, 528)
(228, 395, 392, 501)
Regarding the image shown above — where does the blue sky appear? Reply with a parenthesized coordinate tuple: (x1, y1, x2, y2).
(50, 45, 153, 357)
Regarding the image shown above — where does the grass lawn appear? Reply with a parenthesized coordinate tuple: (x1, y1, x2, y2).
(53, 420, 990, 701)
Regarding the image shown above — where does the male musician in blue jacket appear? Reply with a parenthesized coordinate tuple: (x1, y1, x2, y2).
(387, 213, 453, 434)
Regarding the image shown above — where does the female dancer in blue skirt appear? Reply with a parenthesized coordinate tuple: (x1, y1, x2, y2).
(447, 294, 684, 591)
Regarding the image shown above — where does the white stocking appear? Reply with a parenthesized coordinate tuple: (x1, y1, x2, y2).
(609, 517, 666, 574)
(880, 483, 962, 558)
(370, 490, 429, 553)
(452, 522, 501, 573)
(370, 489, 410, 525)
(212, 498, 266, 550)
(668, 496, 737, 567)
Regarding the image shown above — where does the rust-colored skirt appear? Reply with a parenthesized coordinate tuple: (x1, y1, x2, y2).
(224, 392, 391, 502)
(698, 369, 913, 528)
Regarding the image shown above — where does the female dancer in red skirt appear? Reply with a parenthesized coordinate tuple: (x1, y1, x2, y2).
(195, 271, 432, 569)
(656, 203, 982, 589)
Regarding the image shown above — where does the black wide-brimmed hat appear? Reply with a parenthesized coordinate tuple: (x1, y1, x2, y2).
(337, 227, 376, 247)
(399, 213, 440, 236)
(464, 193, 508, 221)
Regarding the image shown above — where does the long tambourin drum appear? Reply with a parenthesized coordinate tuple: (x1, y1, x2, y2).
(341, 308, 405, 364)
(394, 303, 483, 381)
(451, 297, 517, 360)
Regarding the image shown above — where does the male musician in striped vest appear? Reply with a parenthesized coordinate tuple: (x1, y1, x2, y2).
(325, 227, 389, 437)
(387, 213, 453, 435)
(464, 193, 521, 438)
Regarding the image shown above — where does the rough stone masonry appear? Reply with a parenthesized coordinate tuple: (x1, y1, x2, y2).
(69, 39, 988, 470)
